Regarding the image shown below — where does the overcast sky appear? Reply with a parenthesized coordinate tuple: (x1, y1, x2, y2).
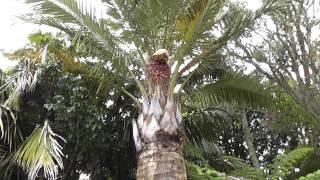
(0, 0, 261, 70)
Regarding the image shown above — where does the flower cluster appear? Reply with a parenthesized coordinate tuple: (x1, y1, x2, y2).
(145, 58, 170, 82)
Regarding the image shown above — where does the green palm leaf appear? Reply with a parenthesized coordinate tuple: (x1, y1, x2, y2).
(183, 74, 272, 109)
(105, 0, 186, 54)
(26, 0, 138, 75)
(184, 106, 232, 149)
(176, 0, 224, 44)
(11, 121, 65, 180)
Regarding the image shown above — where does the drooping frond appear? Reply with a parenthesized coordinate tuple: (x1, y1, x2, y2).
(216, 156, 265, 178)
(0, 105, 22, 151)
(81, 63, 117, 100)
(184, 105, 232, 151)
(0, 72, 22, 152)
(11, 121, 65, 180)
(183, 74, 272, 109)
(185, 140, 224, 164)
(1, 61, 40, 109)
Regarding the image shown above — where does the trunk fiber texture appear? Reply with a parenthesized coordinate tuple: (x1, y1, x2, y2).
(136, 142, 187, 180)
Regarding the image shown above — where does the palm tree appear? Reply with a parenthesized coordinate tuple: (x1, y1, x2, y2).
(1, 0, 284, 179)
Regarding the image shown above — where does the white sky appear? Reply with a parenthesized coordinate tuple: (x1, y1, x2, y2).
(0, 0, 261, 70)
(0, 0, 41, 69)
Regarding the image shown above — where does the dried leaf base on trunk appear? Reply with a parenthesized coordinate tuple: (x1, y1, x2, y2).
(137, 142, 187, 180)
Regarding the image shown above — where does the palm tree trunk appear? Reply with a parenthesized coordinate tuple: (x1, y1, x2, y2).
(133, 99, 187, 180)
(241, 110, 260, 169)
(136, 142, 186, 179)
(133, 49, 187, 179)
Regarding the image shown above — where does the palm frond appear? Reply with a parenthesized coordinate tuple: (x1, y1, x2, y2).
(55, 54, 125, 100)
(185, 107, 232, 135)
(214, 4, 253, 45)
(1, 61, 40, 110)
(176, 0, 284, 87)
(176, 0, 224, 44)
(27, 0, 113, 48)
(11, 121, 65, 180)
(183, 74, 272, 109)
(184, 104, 232, 155)
(81, 63, 118, 99)
(170, 0, 225, 94)
(216, 156, 265, 178)
(106, 0, 186, 54)
(170, 1, 256, 96)
(184, 143, 206, 162)
(0, 73, 22, 152)
(26, 0, 138, 75)
(180, 52, 227, 89)
(25, 0, 147, 95)
(0, 105, 22, 151)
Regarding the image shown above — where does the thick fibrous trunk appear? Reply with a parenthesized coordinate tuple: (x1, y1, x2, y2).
(133, 96, 186, 180)
(132, 49, 187, 179)
(136, 142, 186, 180)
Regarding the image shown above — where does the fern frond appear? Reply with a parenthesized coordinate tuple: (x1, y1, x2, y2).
(299, 169, 320, 180)
(269, 147, 314, 179)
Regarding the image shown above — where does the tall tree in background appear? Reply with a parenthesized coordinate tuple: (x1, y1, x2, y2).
(0, 0, 286, 179)
(229, 0, 320, 154)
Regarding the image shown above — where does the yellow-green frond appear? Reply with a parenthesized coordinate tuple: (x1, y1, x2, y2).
(11, 121, 65, 180)
(176, 0, 224, 43)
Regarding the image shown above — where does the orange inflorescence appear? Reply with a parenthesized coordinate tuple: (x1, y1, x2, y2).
(145, 59, 170, 82)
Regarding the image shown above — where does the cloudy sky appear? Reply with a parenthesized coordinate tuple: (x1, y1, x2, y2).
(0, 0, 42, 69)
(0, 0, 261, 70)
